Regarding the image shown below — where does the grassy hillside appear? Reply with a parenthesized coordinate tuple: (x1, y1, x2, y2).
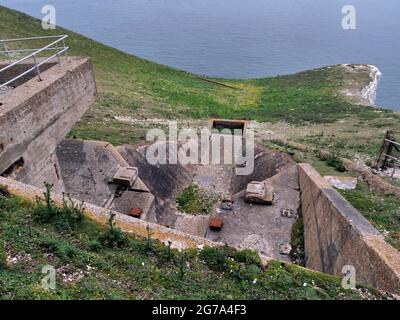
(1, 5, 398, 147)
(0, 191, 386, 300)
(0, 6, 399, 300)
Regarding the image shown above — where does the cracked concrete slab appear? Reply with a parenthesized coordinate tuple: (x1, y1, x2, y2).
(206, 165, 300, 261)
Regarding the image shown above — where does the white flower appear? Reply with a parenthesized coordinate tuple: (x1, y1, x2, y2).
(303, 282, 307, 287)
(253, 279, 257, 284)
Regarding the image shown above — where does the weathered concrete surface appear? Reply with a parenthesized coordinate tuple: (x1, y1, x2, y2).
(110, 190, 156, 223)
(117, 142, 195, 226)
(324, 176, 358, 190)
(230, 146, 295, 194)
(0, 61, 57, 88)
(56, 139, 122, 207)
(57, 139, 155, 221)
(206, 165, 300, 261)
(0, 58, 97, 191)
(299, 163, 400, 294)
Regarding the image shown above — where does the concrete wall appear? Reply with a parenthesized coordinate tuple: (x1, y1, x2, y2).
(0, 175, 222, 251)
(0, 58, 96, 192)
(298, 163, 400, 294)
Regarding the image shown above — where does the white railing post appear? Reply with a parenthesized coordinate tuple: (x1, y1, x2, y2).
(55, 41, 61, 65)
(62, 38, 69, 62)
(32, 54, 42, 81)
(0, 35, 68, 88)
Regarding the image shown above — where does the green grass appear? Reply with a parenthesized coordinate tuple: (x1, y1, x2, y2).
(0, 193, 386, 300)
(1, 5, 394, 146)
(340, 182, 400, 251)
(176, 184, 220, 215)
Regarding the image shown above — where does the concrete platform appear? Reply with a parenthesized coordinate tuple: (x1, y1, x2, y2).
(206, 165, 300, 261)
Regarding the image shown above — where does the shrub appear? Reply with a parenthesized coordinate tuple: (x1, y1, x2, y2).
(98, 213, 129, 249)
(200, 247, 228, 271)
(319, 153, 346, 172)
(88, 240, 102, 252)
(33, 183, 84, 231)
(234, 249, 261, 266)
(232, 263, 262, 282)
(42, 239, 76, 260)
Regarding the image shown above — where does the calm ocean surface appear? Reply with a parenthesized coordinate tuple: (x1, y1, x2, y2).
(1, 0, 399, 110)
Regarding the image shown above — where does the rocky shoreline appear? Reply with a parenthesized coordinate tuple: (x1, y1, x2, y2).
(361, 64, 382, 105)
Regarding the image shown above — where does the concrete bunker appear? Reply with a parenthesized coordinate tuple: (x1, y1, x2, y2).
(1, 47, 399, 294)
(55, 137, 300, 261)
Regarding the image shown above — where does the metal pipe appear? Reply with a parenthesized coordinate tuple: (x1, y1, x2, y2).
(32, 54, 42, 81)
(0, 35, 67, 43)
(0, 35, 68, 73)
(0, 35, 69, 88)
(0, 47, 69, 88)
(0, 47, 64, 54)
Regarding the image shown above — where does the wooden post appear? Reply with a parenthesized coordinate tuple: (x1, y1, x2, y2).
(376, 130, 395, 169)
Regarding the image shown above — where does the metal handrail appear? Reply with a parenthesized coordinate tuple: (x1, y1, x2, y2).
(0, 35, 69, 89)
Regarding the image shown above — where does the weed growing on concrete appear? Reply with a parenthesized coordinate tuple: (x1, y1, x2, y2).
(290, 211, 305, 266)
(176, 184, 220, 215)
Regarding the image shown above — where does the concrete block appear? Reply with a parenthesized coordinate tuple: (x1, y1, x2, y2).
(279, 243, 292, 255)
(324, 176, 358, 190)
(245, 181, 273, 204)
(113, 166, 138, 187)
(209, 217, 223, 231)
(129, 207, 143, 218)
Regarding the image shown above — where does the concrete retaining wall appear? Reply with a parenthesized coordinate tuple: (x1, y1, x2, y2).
(0, 57, 96, 192)
(0, 176, 222, 251)
(298, 163, 400, 294)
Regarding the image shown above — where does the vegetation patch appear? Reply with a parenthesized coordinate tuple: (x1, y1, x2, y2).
(290, 213, 305, 266)
(98, 214, 129, 249)
(176, 184, 220, 215)
(233, 249, 262, 266)
(340, 182, 400, 250)
(33, 183, 84, 232)
(0, 243, 6, 269)
(1, 6, 396, 147)
(0, 191, 390, 299)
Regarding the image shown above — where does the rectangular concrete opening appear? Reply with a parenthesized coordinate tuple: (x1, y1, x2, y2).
(210, 119, 246, 135)
(1, 157, 25, 177)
